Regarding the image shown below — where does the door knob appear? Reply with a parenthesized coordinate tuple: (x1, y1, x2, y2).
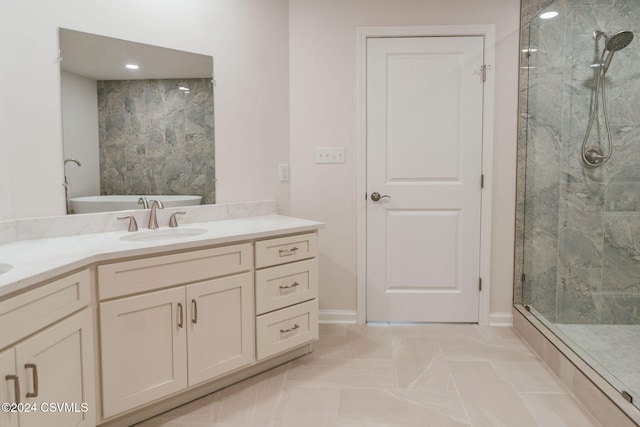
(370, 192, 391, 202)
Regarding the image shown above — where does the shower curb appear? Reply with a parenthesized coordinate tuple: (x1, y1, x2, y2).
(513, 305, 640, 427)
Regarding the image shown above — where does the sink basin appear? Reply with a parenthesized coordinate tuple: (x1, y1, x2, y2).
(120, 228, 208, 242)
(0, 263, 12, 275)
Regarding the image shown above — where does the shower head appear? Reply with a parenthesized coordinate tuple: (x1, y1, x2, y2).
(602, 30, 634, 73)
(605, 31, 634, 52)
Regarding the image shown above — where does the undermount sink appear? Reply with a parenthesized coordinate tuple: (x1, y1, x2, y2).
(0, 263, 13, 275)
(120, 228, 208, 242)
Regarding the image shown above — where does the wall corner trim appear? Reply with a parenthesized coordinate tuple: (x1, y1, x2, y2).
(319, 310, 358, 324)
(488, 312, 513, 327)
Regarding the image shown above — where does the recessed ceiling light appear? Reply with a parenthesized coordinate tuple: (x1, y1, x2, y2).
(179, 86, 189, 91)
(540, 11, 559, 19)
(125, 64, 139, 70)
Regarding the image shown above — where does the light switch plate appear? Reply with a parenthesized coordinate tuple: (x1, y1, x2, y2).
(279, 164, 289, 182)
(316, 146, 345, 164)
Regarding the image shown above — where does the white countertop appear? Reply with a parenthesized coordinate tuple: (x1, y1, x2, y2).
(0, 215, 323, 300)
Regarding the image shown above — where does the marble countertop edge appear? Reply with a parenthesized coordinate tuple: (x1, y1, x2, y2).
(0, 214, 324, 301)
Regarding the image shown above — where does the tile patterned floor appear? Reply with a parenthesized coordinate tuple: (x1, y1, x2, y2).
(136, 324, 601, 427)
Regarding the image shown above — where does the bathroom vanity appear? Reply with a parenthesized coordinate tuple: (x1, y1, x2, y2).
(0, 204, 322, 427)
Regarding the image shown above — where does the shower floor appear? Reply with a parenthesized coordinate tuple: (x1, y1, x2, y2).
(555, 323, 640, 402)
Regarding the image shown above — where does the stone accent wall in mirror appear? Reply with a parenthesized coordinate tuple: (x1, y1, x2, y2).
(58, 28, 215, 214)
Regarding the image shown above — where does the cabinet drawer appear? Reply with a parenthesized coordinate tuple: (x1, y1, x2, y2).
(98, 243, 252, 299)
(256, 300, 318, 360)
(0, 269, 91, 350)
(255, 259, 318, 315)
(255, 233, 317, 268)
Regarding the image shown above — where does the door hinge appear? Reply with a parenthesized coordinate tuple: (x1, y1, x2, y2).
(521, 273, 526, 283)
(480, 64, 488, 82)
(481, 174, 484, 188)
(479, 278, 482, 291)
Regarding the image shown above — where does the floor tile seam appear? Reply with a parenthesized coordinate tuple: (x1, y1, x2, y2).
(448, 359, 542, 426)
(262, 361, 293, 423)
(445, 361, 474, 427)
(351, 387, 472, 425)
(280, 382, 404, 391)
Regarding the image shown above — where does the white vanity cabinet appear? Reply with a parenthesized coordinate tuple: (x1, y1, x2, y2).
(0, 270, 96, 427)
(97, 243, 255, 419)
(255, 232, 319, 360)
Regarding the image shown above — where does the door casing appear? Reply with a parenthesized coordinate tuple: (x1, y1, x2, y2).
(356, 25, 496, 325)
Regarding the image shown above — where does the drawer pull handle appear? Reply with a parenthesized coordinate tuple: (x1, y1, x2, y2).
(5, 375, 20, 404)
(279, 282, 300, 290)
(192, 299, 198, 324)
(177, 303, 184, 328)
(25, 364, 38, 398)
(280, 324, 300, 334)
(278, 247, 299, 257)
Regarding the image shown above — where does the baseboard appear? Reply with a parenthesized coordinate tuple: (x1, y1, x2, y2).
(489, 312, 513, 327)
(319, 310, 357, 324)
(320, 310, 511, 326)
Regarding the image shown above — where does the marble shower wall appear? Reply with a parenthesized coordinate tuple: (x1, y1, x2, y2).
(98, 78, 215, 204)
(518, 0, 640, 324)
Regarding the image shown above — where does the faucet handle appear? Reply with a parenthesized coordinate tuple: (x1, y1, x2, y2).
(169, 212, 187, 228)
(118, 215, 139, 232)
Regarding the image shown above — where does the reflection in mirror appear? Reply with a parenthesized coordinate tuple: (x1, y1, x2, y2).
(58, 28, 215, 214)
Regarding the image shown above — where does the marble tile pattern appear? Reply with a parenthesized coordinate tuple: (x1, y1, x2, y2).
(517, 0, 640, 325)
(136, 324, 601, 427)
(98, 78, 215, 204)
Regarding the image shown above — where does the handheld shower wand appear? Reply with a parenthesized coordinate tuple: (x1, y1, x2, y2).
(581, 30, 634, 167)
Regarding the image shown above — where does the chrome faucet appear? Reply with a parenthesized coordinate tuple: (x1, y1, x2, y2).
(63, 158, 82, 214)
(148, 200, 164, 229)
(138, 197, 149, 209)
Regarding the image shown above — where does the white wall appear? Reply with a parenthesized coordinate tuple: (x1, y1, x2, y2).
(0, 0, 521, 319)
(289, 0, 521, 318)
(61, 71, 100, 200)
(0, 0, 290, 220)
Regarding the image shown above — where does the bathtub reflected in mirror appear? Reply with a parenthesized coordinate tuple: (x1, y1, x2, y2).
(69, 195, 202, 214)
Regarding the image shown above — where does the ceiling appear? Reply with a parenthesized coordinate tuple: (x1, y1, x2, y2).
(59, 28, 213, 80)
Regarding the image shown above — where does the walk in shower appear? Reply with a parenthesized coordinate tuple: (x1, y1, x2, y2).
(517, 0, 640, 409)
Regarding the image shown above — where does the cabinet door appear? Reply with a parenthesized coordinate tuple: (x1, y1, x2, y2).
(100, 287, 187, 419)
(186, 273, 254, 386)
(0, 348, 18, 427)
(15, 309, 95, 427)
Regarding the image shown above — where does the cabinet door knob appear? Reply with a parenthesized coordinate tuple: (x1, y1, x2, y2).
(5, 374, 20, 404)
(25, 364, 38, 398)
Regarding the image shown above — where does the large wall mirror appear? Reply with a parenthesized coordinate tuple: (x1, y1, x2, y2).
(59, 28, 215, 214)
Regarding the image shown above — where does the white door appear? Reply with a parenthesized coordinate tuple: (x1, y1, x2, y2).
(366, 36, 484, 323)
